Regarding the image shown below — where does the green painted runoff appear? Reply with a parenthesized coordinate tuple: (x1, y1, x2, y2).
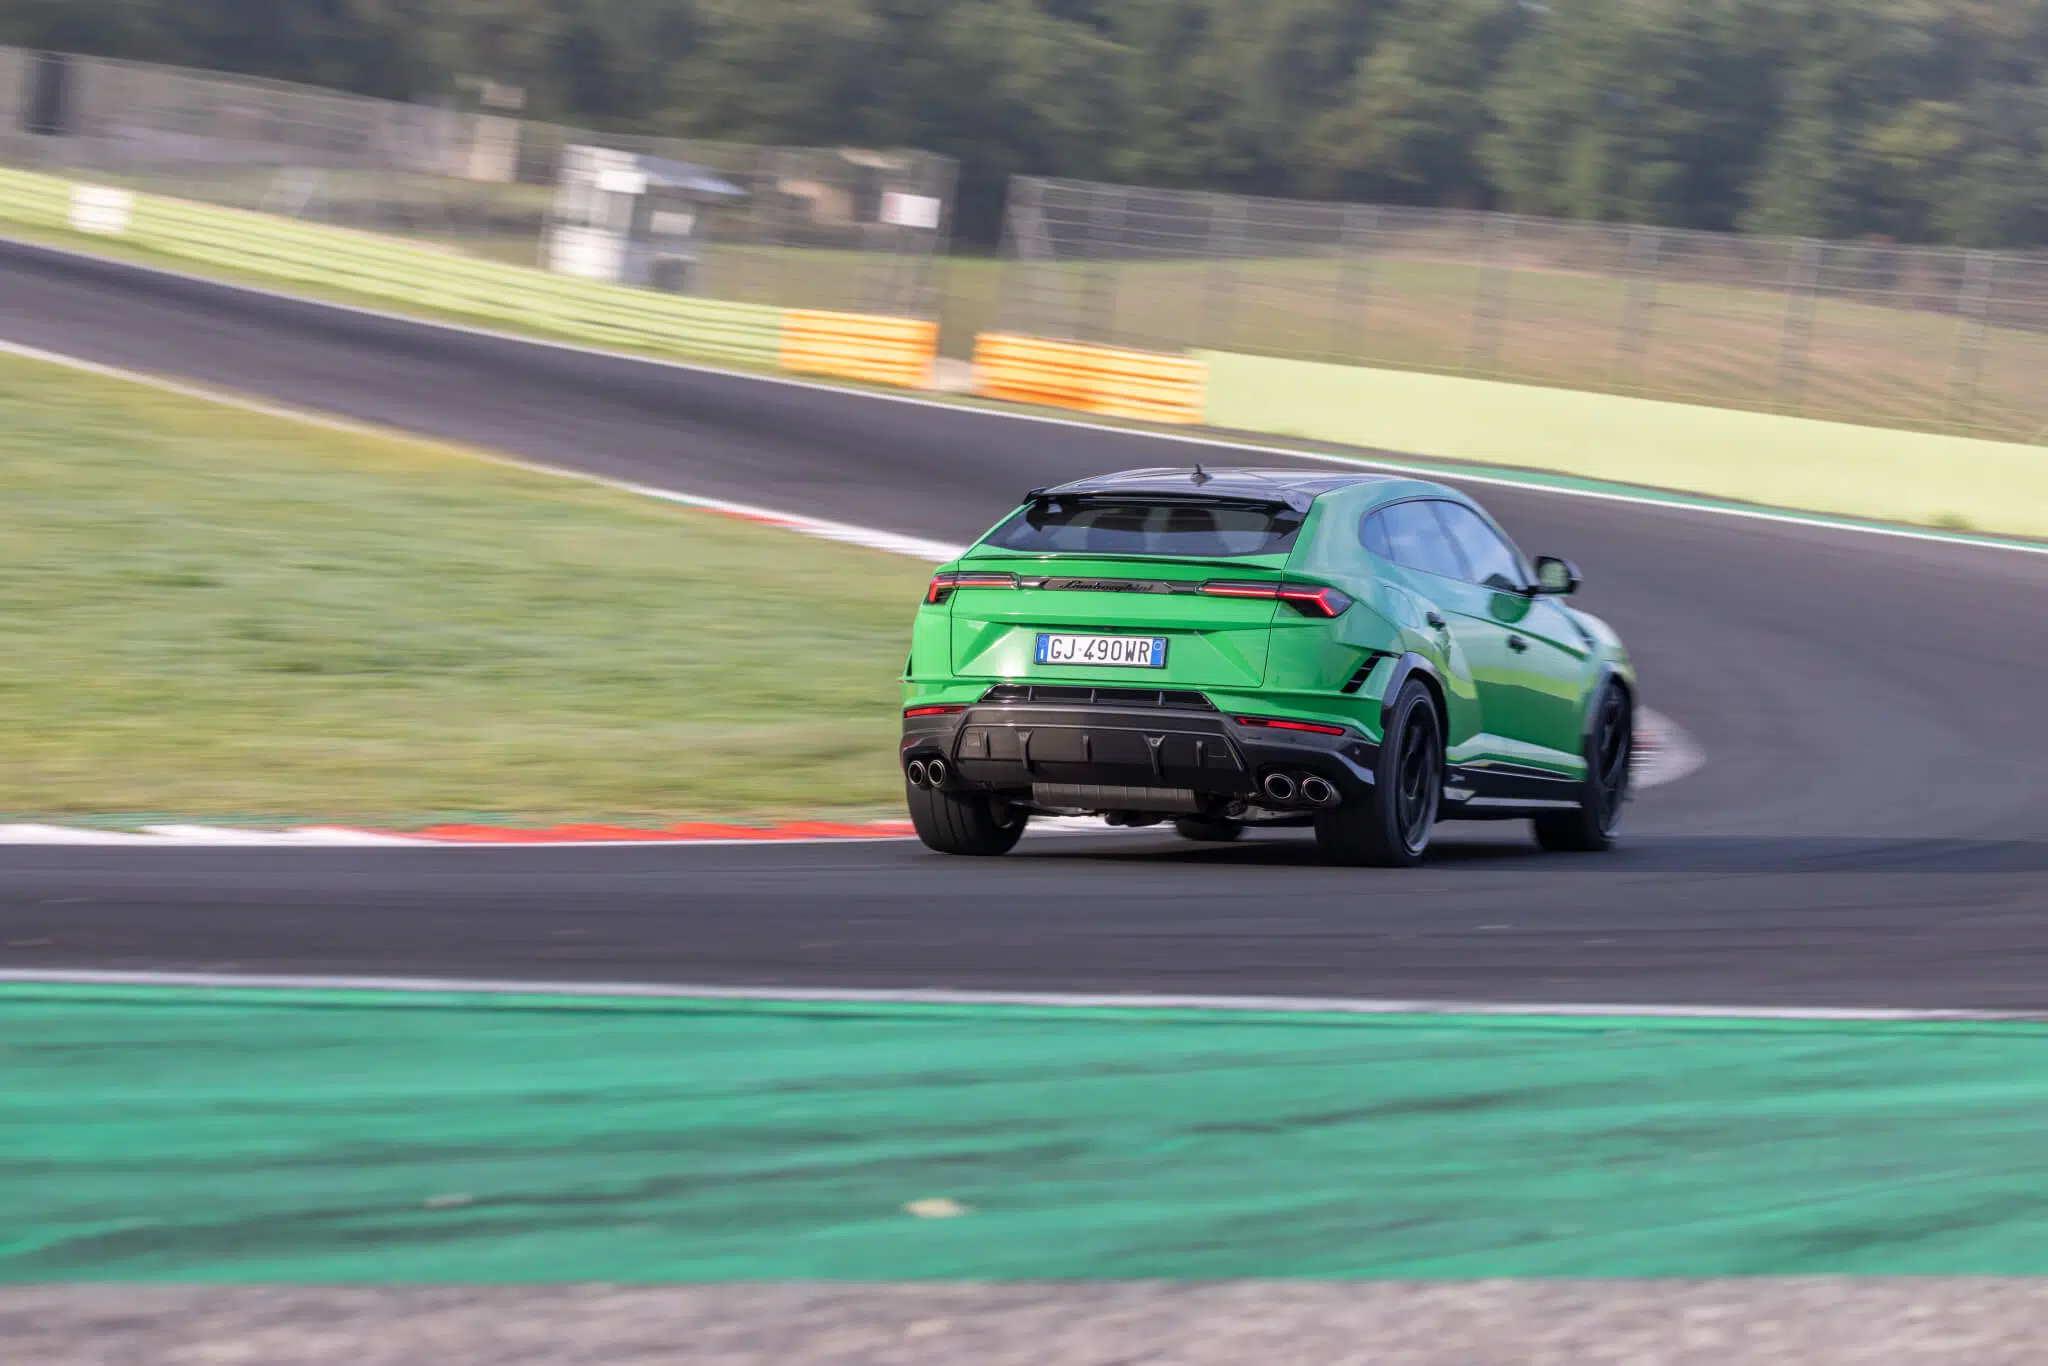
(7, 984, 2048, 1281)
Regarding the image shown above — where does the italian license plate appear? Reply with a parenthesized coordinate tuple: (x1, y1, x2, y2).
(1035, 632, 1169, 668)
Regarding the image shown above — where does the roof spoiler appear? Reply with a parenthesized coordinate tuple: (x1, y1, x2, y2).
(1022, 487, 1315, 514)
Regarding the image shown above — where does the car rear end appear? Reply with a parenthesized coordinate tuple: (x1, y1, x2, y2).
(901, 481, 1383, 827)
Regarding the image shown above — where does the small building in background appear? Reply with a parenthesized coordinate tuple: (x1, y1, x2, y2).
(544, 144, 745, 293)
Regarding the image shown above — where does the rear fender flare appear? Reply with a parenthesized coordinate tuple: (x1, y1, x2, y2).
(1381, 652, 1448, 741)
(1579, 661, 1636, 747)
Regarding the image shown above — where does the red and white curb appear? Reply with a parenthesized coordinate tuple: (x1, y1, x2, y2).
(0, 721, 1695, 849)
(0, 715, 1694, 848)
(0, 816, 1125, 848)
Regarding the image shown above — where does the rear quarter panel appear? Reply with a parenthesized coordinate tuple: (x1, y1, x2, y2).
(1284, 491, 1486, 755)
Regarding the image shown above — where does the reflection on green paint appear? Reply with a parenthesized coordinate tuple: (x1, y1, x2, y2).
(7, 984, 2048, 1281)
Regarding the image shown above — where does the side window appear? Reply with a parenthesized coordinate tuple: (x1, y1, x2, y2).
(1377, 500, 1469, 581)
(1358, 508, 1393, 561)
(1430, 501, 1528, 592)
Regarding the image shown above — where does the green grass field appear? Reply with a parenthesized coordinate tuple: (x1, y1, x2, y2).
(0, 350, 931, 825)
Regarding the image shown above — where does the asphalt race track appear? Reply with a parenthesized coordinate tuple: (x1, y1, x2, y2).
(4, 237, 2046, 1009)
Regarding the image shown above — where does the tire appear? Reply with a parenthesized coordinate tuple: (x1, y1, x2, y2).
(907, 778, 1028, 856)
(1173, 816, 1245, 843)
(1534, 682, 1632, 853)
(1314, 678, 1443, 867)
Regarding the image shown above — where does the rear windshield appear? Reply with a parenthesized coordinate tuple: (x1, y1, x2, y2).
(982, 498, 1303, 557)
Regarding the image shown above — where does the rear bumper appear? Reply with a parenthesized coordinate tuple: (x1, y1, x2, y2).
(901, 695, 1379, 804)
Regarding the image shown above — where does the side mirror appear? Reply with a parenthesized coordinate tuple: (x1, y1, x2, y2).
(1532, 555, 1581, 596)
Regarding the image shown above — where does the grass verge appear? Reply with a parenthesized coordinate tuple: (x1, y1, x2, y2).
(0, 350, 931, 824)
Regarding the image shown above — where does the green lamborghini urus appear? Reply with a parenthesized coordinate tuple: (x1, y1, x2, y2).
(900, 468, 1636, 866)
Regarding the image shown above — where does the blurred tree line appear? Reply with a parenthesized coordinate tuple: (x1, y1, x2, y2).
(5, 0, 2045, 246)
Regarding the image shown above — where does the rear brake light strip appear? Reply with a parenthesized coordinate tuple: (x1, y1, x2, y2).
(1232, 715, 1351, 736)
(925, 571, 1019, 604)
(1200, 581, 1354, 618)
(926, 572, 1350, 617)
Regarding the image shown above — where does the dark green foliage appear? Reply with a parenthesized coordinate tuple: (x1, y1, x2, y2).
(3, 0, 2043, 245)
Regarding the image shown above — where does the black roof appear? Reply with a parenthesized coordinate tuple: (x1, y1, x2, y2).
(1034, 466, 1391, 509)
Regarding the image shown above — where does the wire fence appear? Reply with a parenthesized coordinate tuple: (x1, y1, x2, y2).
(0, 44, 32, 166)
(998, 177, 2048, 443)
(0, 48, 957, 317)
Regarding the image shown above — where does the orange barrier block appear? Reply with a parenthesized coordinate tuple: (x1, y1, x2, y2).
(780, 309, 939, 389)
(972, 333, 1206, 425)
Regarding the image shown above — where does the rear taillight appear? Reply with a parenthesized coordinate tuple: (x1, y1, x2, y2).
(925, 571, 1018, 605)
(1197, 581, 1280, 600)
(1277, 584, 1353, 618)
(1199, 580, 1353, 618)
(905, 704, 967, 718)
(1232, 714, 1349, 736)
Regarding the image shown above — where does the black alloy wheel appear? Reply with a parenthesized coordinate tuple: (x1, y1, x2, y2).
(1534, 682, 1632, 853)
(1314, 677, 1443, 867)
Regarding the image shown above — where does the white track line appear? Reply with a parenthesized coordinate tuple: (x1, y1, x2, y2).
(7, 235, 2044, 559)
(0, 339, 967, 561)
(0, 825, 172, 846)
(0, 824, 415, 847)
(0, 968, 2037, 1024)
(138, 824, 415, 847)
(0, 817, 1123, 847)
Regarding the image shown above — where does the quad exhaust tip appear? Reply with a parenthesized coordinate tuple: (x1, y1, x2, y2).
(926, 758, 948, 786)
(906, 759, 929, 788)
(1262, 772, 1340, 807)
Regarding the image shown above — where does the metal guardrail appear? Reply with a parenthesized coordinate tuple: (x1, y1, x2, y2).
(997, 177, 2048, 443)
